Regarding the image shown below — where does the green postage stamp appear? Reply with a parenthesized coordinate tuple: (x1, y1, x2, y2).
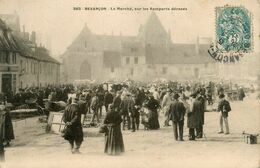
(208, 5, 253, 63)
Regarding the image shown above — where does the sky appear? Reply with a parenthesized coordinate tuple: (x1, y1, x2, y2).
(0, 0, 259, 58)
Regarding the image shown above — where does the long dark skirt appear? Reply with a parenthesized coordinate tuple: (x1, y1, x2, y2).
(63, 125, 83, 143)
(147, 110, 160, 130)
(104, 125, 124, 155)
(3, 112, 14, 141)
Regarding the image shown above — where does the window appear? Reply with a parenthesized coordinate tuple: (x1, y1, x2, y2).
(184, 53, 189, 57)
(26, 60, 29, 72)
(0, 52, 3, 63)
(134, 57, 138, 64)
(162, 67, 167, 74)
(33, 63, 35, 74)
(39, 63, 41, 74)
(33, 62, 34, 74)
(131, 68, 134, 76)
(20, 60, 23, 72)
(34, 63, 37, 74)
(84, 41, 87, 48)
(12, 53, 16, 64)
(5, 51, 9, 64)
(111, 67, 114, 73)
(31, 62, 33, 74)
(13, 74, 16, 93)
(131, 47, 137, 52)
(126, 57, 130, 64)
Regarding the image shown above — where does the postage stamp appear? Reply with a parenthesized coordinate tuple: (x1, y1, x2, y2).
(208, 5, 252, 63)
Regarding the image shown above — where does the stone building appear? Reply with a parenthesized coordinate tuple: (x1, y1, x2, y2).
(62, 12, 218, 83)
(0, 15, 60, 96)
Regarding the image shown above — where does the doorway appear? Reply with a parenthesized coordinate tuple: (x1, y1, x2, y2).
(2, 74, 12, 101)
(80, 60, 91, 80)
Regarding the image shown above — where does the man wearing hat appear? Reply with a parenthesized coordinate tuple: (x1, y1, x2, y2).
(85, 90, 92, 114)
(12, 88, 26, 107)
(217, 94, 231, 134)
(195, 93, 205, 138)
(120, 92, 134, 130)
(62, 97, 83, 154)
(189, 94, 202, 140)
(238, 87, 245, 101)
(78, 94, 87, 123)
(112, 91, 122, 113)
(90, 92, 100, 124)
(104, 90, 114, 113)
(169, 93, 186, 141)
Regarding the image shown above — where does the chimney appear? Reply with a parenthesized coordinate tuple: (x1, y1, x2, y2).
(195, 36, 200, 54)
(24, 32, 30, 41)
(30, 31, 36, 43)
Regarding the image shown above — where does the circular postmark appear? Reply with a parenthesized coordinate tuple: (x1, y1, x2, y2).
(208, 5, 252, 63)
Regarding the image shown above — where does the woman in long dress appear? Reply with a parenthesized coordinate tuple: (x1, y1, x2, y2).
(104, 105, 125, 155)
(143, 95, 160, 130)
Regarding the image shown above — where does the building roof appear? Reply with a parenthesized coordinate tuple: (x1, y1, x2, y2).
(121, 41, 144, 56)
(138, 12, 168, 38)
(145, 44, 214, 64)
(0, 13, 20, 32)
(12, 33, 35, 57)
(34, 47, 60, 64)
(0, 19, 20, 51)
(67, 24, 138, 53)
(65, 12, 213, 65)
(0, 18, 60, 64)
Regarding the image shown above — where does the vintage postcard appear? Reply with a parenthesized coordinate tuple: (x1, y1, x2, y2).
(0, 0, 259, 168)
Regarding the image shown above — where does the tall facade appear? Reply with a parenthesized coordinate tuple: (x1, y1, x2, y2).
(62, 12, 217, 83)
(0, 14, 60, 96)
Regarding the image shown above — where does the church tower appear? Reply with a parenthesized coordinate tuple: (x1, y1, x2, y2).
(138, 12, 171, 48)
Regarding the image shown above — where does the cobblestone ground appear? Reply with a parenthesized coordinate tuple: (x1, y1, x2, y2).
(3, 94, 260, 168)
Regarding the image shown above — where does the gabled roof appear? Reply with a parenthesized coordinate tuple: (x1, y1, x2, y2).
(121, 41, 144, 56)
(64, 12, 213, 66)
(0, 19, 8, 30)
(0, 18, 19, 51)
(138, 12, 168, 39)
(145, 44, 214, 64)
(0, 18, 60, 64)
(34, 47, 60, 64)
(67, 24, 138, 53)
(12, 33, 35, 57)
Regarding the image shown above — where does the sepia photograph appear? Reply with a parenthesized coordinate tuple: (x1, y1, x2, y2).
(0, 0, 259, 167)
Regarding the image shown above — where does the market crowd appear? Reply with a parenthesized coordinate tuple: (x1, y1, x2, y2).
(59, 81, 244, 154)
(0, 81, 252, 157)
